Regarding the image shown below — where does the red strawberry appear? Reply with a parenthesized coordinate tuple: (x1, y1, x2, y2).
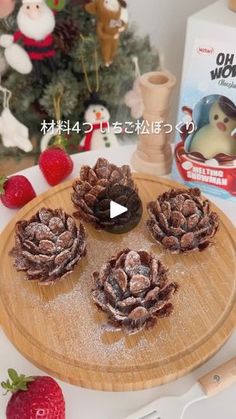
(2, 369, 65, 419)
(39, 147, 74, 186)
(0, 175, 36, 209)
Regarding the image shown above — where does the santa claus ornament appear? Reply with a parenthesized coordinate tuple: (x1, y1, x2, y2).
(85, 0, 128, 67)
(79, 92, 119, 151)
(0, 0, 56, 76)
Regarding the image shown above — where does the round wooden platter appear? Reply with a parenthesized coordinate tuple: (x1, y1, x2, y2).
(0, 173, 236, 392)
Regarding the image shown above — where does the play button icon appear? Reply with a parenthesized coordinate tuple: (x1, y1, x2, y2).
(110, 201, 128, 219)
(94, 184, 143, 234)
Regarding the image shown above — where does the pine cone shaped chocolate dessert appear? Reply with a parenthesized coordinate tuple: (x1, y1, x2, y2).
(72, 158, 140, 232)
(92, 249, 177, 334)
(10, 208, 87, 285)
(147, 187, 219, 253)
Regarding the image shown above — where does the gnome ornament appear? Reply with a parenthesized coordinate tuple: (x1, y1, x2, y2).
(190, 97, 236, 159)
(79, 93, 119, 151)
(0, 0, 56, 76)
(85, 0, 128, 67)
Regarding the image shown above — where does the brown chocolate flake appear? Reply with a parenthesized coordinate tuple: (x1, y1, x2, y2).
(128, 306, 148, 322)
(130, 275, 150, 295)
(113, 269, 128, 292)
(39, 240, 56, 255)
(162, 236, 180, 252)
(124, 250, 141, 275)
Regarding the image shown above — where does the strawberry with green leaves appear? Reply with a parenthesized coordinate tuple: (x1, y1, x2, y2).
(2, 369, 65, 419)
(0, 175, 36, 209)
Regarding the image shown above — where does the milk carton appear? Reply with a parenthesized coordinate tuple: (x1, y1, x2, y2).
(172, 0, 236, 199)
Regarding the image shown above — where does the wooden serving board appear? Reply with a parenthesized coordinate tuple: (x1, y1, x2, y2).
(0, 174, 236, 392)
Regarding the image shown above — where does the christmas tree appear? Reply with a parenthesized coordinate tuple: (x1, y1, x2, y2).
(0, 0, 159, 162)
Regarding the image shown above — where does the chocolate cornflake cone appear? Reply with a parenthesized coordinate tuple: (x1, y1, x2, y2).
(147, 187, 219, 253)
(10, 208, 87, 285)
(92, 249, 178, 334)
(71, 158, 137, 230)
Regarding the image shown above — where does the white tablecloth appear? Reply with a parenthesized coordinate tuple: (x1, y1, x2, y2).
(0, 145, 236, 419)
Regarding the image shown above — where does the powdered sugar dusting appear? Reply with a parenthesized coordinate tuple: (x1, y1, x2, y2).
(1, 182, 236, 373)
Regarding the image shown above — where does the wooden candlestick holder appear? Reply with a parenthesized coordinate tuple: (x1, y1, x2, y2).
(228, 0, 236, 11)
(132, 71, 176, 176)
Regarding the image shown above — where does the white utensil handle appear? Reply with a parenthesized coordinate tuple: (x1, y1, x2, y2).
(123, 401, 161, 419)
(199, 356, 236, 396)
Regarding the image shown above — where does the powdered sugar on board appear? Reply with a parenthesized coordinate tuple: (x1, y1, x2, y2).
(1, 176, 235, 388)
(6, 218, 235, 370)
